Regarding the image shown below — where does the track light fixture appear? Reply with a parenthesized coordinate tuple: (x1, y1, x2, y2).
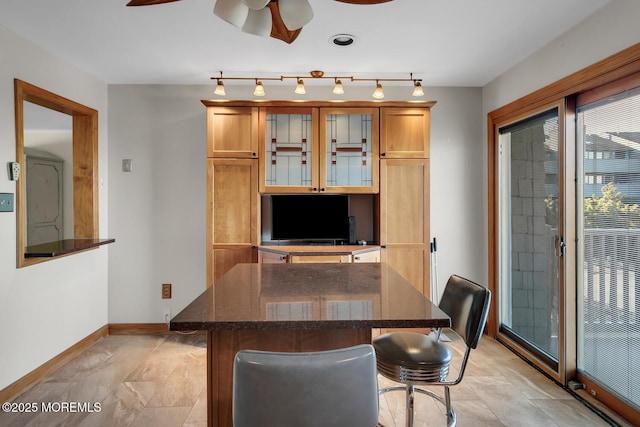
(412, 80, 424, 97)
(372, 81, 384, 99)
(294, 78, 306, 95)
(333, 78, 344, 95)
(214, 79, 226, 96)
(211, 70, 424, 99)
(253, 80, 265, 96)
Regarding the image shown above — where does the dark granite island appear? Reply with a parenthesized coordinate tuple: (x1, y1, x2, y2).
(171, 263, 450, 427)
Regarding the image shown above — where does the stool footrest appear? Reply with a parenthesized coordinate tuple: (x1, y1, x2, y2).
(378, 385, 456, 427)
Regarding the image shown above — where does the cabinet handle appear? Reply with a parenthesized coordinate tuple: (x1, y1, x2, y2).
(321, 188, 326, 192)
(312, 187, 318, 191)
(381, 245, 387, 249)
(279, 256, 286, 261)
(354, 256, 360, 260)
(252, 152, 257, 157)
(381, 152, 386, 157)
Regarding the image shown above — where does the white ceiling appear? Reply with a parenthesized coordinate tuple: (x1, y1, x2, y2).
(0, 0, 610, 87)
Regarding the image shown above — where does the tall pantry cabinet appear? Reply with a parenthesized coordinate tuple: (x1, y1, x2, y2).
(379, 108, 431, 295)
(206, 107, 259, 286)
(204, 101, 435, 296)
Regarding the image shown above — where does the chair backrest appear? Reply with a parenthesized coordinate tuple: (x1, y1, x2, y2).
(439, 275, 491, 349)
(232, 344, 379, 427)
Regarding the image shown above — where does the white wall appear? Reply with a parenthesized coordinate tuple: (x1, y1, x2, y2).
(107, 84, 484, 321)
(107, 85, 208, 323)
(0, 27, 109, 390)
(483, 0, 640, 113)
(429, 87, 484, 292)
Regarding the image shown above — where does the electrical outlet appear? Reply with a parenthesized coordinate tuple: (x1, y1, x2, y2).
(163, 308, 171, 326)
(162, 283, 172, 299)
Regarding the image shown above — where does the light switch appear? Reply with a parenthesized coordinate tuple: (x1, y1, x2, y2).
(0, 193, 14, 212)
(122, 159, 133, 172)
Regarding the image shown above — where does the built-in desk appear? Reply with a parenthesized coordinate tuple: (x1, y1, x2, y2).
(171, 262, 449, 427)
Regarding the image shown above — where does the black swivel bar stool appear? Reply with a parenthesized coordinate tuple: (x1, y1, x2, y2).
(373, 275, 491, 427)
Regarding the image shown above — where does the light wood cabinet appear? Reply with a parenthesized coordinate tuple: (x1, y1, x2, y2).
(379, 107, 431, 296)
(207, 158, 259, 286)
(260, 107, 379, 194)
(211, 246, 256, 284)
(207, 107, 258, 158)
(352, 250, 380, 263)
(259, 107, 319, 193)
(379, 159, 430, 296)
(203, 100, 435, 293)
(258, 250, 288, 263)
(319, 108, 379, 194)
(380, 108, 430, 159)
(290, 255, 352, 263)
(258, 247, 380, 265)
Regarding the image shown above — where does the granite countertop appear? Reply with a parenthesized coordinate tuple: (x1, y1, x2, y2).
(170, 263, 449, 331)
(258, 244, 380, 256)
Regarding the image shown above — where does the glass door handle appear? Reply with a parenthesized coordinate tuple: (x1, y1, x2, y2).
(555, 236, 566, 257)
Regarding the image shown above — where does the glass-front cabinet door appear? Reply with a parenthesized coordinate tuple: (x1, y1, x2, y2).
(259, 107, 378, 193)
(260, 107, 319, 193)
(319, 108, 379, 193)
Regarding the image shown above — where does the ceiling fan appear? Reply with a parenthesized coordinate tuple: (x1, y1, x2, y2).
(126, 0, 393, 44)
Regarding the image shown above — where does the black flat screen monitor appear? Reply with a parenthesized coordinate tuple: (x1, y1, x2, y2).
(271, 195, 349, 242)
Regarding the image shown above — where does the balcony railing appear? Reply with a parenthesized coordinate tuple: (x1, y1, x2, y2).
(582, 228, 639, 326)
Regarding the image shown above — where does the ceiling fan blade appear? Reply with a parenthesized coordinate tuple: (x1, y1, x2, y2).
(242, 6, 272, 37)
(126, 0, 182, 6)
(278, 0, 313, 31)
(269, 1, 302, 44)
(214, 0, 249, 28)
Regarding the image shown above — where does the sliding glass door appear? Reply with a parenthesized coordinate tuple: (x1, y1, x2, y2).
(496, 105, 566, 376)
(489, 45, 640, 421)
(576, 87, 640, 410)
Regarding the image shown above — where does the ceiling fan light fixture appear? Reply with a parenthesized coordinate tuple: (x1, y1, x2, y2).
(333, 79, 344, 95)
(372, 82, 384, 99)
(214, 80, 226, 96)
(242, 6, 272, 37)
(330, 34, 355, 47)
(294, 79, 306, 95)
(279, 0, 314, 31)
(213, 0, 249, 28)
(412, 81, 424, 97)
(253, 80, 266, 96)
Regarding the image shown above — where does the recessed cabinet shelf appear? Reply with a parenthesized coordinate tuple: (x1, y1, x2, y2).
(25, 238, 115, 258)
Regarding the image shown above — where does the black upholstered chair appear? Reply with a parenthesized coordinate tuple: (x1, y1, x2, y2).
(373, 275, 491, 427)
(232, 344, 379, 427)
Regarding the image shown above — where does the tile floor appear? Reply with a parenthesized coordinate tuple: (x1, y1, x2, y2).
(0, 332, 628, 426)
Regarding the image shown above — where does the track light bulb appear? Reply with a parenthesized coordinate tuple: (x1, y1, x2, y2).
(333, 79, 344, 95)
(412, 81, 424, 97)
(294, 79, 306, 95)
(215, 80, 226, 96)
(372, 82, 384, 99)
(254, 81, 265, 96)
